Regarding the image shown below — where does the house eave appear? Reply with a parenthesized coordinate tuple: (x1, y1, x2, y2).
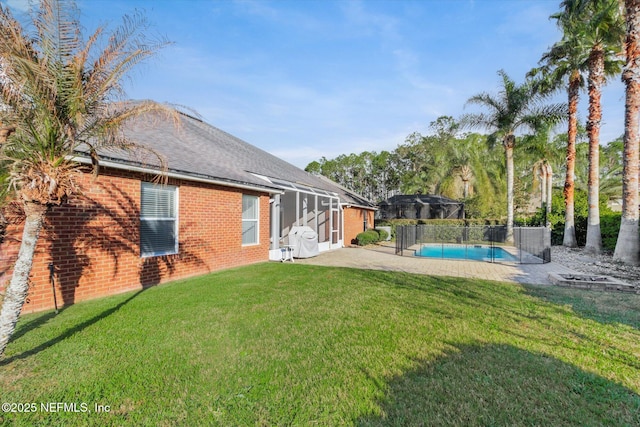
(342, 203, 378, 211)
(70, 155, 284, 195)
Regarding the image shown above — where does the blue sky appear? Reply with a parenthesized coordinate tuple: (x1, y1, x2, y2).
(3, 0, 626, 168)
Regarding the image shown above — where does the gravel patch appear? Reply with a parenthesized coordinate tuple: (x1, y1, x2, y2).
(551, 246, 640, 287)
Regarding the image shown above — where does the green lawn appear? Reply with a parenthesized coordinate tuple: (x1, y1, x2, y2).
(1, 263, 639, 426)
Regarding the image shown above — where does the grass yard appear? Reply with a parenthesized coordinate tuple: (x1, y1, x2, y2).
(1, 263, 639, 426)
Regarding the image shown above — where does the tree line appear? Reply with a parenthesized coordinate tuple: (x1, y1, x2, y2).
(305, 117, 622, 220)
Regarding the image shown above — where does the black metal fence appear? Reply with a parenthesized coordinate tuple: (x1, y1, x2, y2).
(395, 225, 551, 264)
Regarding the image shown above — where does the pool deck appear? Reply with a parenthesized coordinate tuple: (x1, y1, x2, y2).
(294, 244, 580, 286)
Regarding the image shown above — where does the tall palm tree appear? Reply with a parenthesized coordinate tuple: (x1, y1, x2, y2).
(463, 70, 566, 242)
(555, 0, 624, 254)
(614, 0, 640, 265)
(0, 0, 177, 357)
(530, 36, 587, 247)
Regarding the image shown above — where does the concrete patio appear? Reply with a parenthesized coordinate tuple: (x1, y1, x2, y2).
(294, 245, 580, 285)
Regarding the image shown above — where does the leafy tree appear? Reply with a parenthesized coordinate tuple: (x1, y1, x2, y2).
(397, 134, 450, 195)
(0, 0, 176, 357)
(600, 138, 623, 201)
(573, 141, 592, 192)
(306, 119, 507, 218)
(304, 160, 322, 175)
(306, 151, 401, 202)
(462, 134, 506, 219)
(370, 150, 401, 201)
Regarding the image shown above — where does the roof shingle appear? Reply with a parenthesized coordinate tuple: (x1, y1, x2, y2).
(89, 111, 376, 209)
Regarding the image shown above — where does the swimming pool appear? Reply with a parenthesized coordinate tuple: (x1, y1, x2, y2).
(414, 244, 518, 262)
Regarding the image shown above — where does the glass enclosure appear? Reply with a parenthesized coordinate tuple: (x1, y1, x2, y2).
(277, 187, 340, 247)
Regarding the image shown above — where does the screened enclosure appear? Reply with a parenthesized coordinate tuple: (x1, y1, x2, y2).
(270, 179, 343, 253)
(378, 194, 464, 220)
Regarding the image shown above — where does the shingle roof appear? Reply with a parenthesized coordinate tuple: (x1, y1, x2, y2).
(88, 110, 376, 209)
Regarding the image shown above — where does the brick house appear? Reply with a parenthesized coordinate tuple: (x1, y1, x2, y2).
(0, 111, 376, 313)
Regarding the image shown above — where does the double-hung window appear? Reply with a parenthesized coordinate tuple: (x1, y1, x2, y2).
(140, 182, 178, 257)
(242, 195, 259, 245)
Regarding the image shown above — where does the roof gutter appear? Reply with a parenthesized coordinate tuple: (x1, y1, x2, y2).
(70, 156, 284, 195)
(342, 203, 378, 211)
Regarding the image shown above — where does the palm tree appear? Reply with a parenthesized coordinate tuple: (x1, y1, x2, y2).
(530, 36, 587, 247)
(463, 70, 566, 242)
(0, 0, 177, 357)
(420, 116, 477, 200)
(555, 0, 624, 254)
(614, 0, 640, 265)
(447, 133, 486, 200)
(520, 122, 565, 221)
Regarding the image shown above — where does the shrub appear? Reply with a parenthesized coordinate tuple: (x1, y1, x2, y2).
(601, 212, 622, 252)
(376, 228, 389, 241)
(375, 218, 508, 241)
(523, 188, 622, 251)
(356, 229, 380, 246)
(375, 219, 418, 239)
(464, 218, 504, 226)
(419, 219, 466, 226)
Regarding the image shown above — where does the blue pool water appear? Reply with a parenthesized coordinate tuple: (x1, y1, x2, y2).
(415, 245, 518, 261)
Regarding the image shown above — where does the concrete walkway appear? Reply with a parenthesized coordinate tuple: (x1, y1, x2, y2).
(294, 245, 580, 286)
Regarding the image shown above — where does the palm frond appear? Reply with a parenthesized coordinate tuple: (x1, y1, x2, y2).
(0, 0, 175, 205)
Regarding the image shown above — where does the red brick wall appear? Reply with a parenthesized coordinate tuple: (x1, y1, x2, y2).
(343, 207, 375, 246)
(0, 168, 270, 313)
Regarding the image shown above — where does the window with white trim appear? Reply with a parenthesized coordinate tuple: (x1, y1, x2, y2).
(242, 194, 259, 245)
(140, 182, 178, 257)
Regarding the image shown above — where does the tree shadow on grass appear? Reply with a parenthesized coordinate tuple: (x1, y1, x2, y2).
(523, 284, 640, 331)
(5, 307, 68, 343)
(0, 289, 145, 366)
(357, 343, 640, 427)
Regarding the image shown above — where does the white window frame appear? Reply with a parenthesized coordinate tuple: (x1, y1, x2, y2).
(242, 194, 260, 246)
(140, 182, 179, 257)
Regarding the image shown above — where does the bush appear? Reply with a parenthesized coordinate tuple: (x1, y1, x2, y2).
(523, 188, 622, 251)
(375, 218, 508, 242)
(375, 219, 418, 240)
(601, 212, 622, 252)
(376, 228, 389, 241)
(464, 218, 504, 226)
(356, 229, 380, 246)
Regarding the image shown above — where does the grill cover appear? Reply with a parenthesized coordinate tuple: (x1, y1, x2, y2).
(288, 226, 319, 258)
